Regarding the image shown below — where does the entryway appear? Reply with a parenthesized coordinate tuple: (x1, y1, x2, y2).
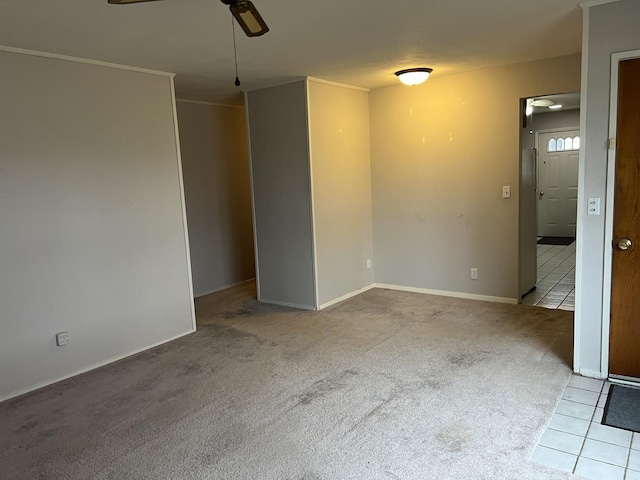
(519, 92, 581, 310)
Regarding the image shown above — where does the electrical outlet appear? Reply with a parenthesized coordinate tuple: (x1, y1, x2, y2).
(56, 331, 70, 346)
(366, 259, 372, 269)
(471, 268, 478, 280)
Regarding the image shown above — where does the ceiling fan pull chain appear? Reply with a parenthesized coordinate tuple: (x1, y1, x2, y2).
(232, 14, 240, 86)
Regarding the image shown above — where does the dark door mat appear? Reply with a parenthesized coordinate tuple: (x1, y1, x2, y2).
(537, 237, 575, 245)
(602, 384, 640, 433)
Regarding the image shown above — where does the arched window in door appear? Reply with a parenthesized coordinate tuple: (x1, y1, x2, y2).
(547, 135, 580, 152)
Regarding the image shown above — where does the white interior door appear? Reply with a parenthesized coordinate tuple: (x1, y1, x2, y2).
(537, 130, 579, 237)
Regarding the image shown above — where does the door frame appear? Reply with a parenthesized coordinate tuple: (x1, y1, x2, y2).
(600, 49, 640, 379)
(534, 127, 580, 238)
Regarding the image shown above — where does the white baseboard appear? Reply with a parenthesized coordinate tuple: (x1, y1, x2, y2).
(373, 283, 519, 305)
(576, 368, 606, 380)
(318, 284, 375, 310)
(0, 328, 196, 403)
(194, 278, 256, 298)
(258, 298, 317, 311)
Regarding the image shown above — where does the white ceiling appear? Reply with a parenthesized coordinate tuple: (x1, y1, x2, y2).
(0, 0, 584, 105)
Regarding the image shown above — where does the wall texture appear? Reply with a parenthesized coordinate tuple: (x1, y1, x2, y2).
(0, 50, 195, 400)
(532, 109, 581, 133)
(576, 0, 640, 376)
(307, 80, 374, 307)
(246, 81, 316, 309)
(177, 101, 255, 297)
(370, 54, 581, 301)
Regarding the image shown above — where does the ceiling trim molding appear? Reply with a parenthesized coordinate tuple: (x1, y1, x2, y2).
(306, 76, 370, 93)
(579, 0, 620, 10)
(176, 99, 244, 109)
(0, 45, 175, 77)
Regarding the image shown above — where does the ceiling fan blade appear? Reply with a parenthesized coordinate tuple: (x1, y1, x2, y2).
(224, 0, 269, 37)
(108, 0, 269, 38)
(108, 0, 164, 4)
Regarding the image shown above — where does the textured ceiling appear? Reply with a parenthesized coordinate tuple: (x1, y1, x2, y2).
(0, 0, 584, 105)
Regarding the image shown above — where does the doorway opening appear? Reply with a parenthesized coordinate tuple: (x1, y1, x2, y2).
(518, 92, 581, 311)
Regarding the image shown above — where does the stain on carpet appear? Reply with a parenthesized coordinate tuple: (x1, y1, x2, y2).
(223, 305, 256, 318)
(14, 421, 38, 435)
(348, 396, 395, 433)
(436, 422, 472, 453)
(179, 361, 204, 376)
(285, 474, 322, 480)
(199, 325, 266, 348)
(293, 370, 359, 407)
(448, 350, 489, 368)
(418, 373, 448, 391)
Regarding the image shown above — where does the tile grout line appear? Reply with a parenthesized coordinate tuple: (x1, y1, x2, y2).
(571, 381, 604, 474)
(535, 374, 639, 478)
(526, 242, 576, 310)
(625, 445, 632, 475)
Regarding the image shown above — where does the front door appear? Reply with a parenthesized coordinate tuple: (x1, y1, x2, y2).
(609, 57, 640, 379)
(537, 130, 579, 237)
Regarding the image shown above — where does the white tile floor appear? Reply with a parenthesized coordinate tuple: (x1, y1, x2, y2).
(532, 375, 640, 479)
(522, 241, 576, 310)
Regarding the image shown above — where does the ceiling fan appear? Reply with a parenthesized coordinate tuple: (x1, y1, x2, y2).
(107, 0, 270, 37)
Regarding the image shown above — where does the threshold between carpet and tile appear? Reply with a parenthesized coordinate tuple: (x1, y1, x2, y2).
(533, 375, 640, 480)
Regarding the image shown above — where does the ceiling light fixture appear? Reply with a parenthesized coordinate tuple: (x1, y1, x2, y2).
(531, 99, 554, 107)
(548, 104, 563, 110)
(395, 68, 433, 86)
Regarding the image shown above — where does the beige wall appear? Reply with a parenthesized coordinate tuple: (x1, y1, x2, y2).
(177, 101, 255, 297)
(0, 50, 195, 400)
(307, 80, 374, 307)
(370, 54, 581, 300)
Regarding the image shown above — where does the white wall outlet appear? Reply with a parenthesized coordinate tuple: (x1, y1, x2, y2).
(366, 259, 372, 269)
(502, 186, 511, 199)
(471, 268, 478, 280)
(56, 331, 70, 346)
(587, 197, 601, 216)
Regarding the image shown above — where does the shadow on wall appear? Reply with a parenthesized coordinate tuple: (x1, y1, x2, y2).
(177, 101, 255, 297)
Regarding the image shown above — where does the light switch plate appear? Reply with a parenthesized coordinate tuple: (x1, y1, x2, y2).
(502, 186, 511, 199)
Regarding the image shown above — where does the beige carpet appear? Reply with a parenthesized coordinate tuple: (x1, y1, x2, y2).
(1, 283, 575, 479)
